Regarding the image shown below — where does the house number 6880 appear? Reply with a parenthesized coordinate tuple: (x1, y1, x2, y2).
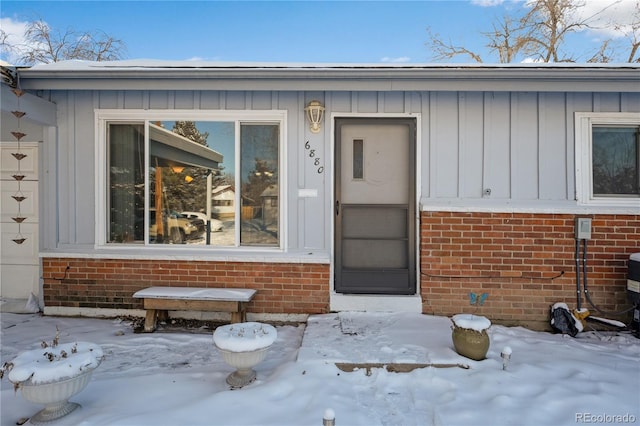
(305, 140, 324, 174)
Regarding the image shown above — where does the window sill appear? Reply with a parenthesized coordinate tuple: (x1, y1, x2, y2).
(40, 247, 330, 264)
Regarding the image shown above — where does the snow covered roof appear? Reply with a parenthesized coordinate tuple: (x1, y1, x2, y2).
(15, 59, 640, 92)
(22, 59, 640, 71)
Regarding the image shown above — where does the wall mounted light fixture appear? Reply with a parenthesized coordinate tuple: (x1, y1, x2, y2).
(304, 100, 325, 134)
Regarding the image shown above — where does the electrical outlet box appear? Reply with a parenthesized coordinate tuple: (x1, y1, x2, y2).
(575, 217, 592, 240)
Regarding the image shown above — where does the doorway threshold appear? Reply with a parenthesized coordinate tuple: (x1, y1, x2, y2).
(330, 293, 422, 313)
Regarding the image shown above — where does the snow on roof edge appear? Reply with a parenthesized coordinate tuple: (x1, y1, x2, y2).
(24, 59, 640, 71)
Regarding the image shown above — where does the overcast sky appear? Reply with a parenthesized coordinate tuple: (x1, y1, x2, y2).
(1, 0, 638, 64)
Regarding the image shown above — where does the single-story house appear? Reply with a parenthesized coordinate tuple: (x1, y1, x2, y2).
(1, 61, 638, 329)
(212, 185, 235, 218)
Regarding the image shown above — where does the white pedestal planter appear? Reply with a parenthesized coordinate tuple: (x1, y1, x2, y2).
(19, 366, 97, 424)
(3, 341, 103, 424)
(213, 322, 277, 388)
(216, 346, 270, 388)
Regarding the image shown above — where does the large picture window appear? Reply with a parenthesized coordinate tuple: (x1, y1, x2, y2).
(100, 111, 283, 248)
(575, 112, 640, 207)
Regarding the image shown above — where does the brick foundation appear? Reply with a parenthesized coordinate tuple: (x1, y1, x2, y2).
(42, 212, 638, 329)
(42, 259, 331, 315)
(420, 212, 639, 329)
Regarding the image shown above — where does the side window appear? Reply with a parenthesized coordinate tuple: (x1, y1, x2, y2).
(592, 126, 639, 197)
(575, 113, 640, 206)
(105, 116, 282, 248)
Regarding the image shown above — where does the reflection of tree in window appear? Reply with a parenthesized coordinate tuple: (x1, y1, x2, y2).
(592, 127, 639, 196)
(240, 124, 279, 246)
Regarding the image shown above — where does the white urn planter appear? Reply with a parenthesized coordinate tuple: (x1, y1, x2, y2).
(213, 322, 277, 388)
(2, 340, 103, 424)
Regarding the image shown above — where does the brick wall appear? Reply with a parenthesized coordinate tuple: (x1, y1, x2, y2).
(42, 259, 330, 315)
(420, 212, 639, 329)
(41, 212, 638, 328)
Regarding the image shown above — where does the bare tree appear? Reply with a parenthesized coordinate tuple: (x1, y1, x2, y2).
(617, 0, 640, 62)
(484, 15, 527, 63)
(425, 0, 637, 63)
(426, 27, 484, 62)
(3, 18, 125, 65)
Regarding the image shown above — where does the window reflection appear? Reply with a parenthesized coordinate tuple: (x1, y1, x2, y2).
(107, 119, 280, 247)
(592, 126, 639, 196)
(240, 124, 279, 246)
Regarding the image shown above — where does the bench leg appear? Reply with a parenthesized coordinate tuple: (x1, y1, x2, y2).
(157, 309, 169, 322)
(144, 309, 157, 333)
(230, 303, 247, 323)
(230, 311, 243, 324)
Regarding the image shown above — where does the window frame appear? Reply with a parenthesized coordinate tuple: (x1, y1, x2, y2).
(95, 109, 287, 250)
(575, 112, 640, 207)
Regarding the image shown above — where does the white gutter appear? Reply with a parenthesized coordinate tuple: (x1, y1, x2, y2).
(15, 61, 640, 92)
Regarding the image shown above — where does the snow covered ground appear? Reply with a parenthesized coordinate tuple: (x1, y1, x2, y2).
(1, 312, 638, 426)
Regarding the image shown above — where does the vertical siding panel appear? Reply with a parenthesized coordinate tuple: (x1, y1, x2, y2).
(483, 92, 511, 199)
(296, 92, 326, 250)
(174, 91, 195, 109)
(383, 92, 404, 113)
(511, 92, 539, 199)
(226, 92, 246, 109)
(538, 93, 568, 200)
(57, 92, 72, 244)
(200, 91, 221, 109)
(251, 92, 273, 110)
(97, 92, 119, 109)
(149, 91, 170, 109)
(73, 91, 97, 244)
(356, 92, 378, 113)
(420, 92, 431, 199)
(42, 126, 57, 250)
(431, 92, 459, 198)
(620, 92, 640, 112)
(330, 92, 352, 113)
(593, 93, 621, 112)
(459, 92, 484, 198)
(123, 91, 145, 109)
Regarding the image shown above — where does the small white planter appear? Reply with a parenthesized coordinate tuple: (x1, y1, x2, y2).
(213, 322, 277, 388)
(19, 365, 98, 424)
(216, 346, 270, 388)
(4, 341, 103, 424)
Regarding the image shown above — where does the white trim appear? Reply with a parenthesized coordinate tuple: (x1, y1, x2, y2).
(574, 112, 640, 209)
(419, 200, 639, 215)
(329, 112, 423, 308)
(40, 250, 330, 263)
(94, 109, 288, 251)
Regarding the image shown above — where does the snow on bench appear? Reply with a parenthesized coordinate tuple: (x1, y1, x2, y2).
(133, 286, 256, 332)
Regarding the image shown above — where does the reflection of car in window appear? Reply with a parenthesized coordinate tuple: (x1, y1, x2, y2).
(181, 211, 224, 232)
(148, 209, 205, 244)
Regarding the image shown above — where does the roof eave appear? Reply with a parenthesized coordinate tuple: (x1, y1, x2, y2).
(16, 66, 640, 92)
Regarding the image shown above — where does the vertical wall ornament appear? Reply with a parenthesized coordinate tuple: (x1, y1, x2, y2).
(8, 83, 28, 244)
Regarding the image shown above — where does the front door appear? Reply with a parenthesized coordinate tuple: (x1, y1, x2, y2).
(335, 118, 416, 294)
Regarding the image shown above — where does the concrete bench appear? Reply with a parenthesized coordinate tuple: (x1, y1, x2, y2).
(132, 287, 256, 332)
